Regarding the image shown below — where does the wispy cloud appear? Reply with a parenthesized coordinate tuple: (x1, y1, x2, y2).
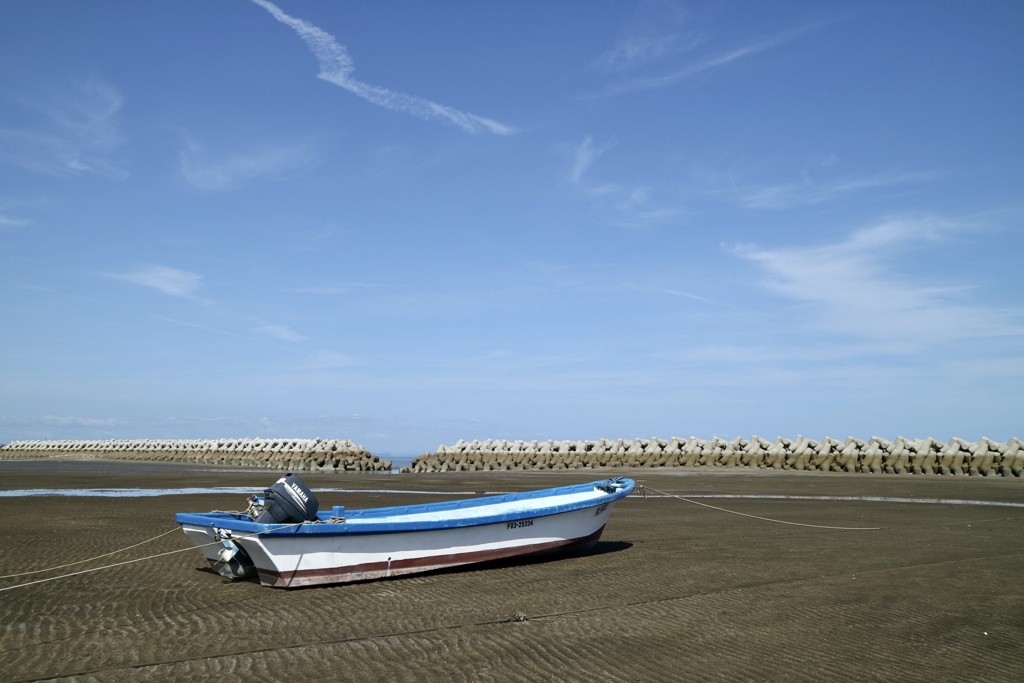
(593, 21, 828, 98)
(179, 137, 316, 191)
(153, 316, 355, 369)
(256, 322, 304, 342)
(250, 0, 514, 135)
(0, 77, 128, 178)
(740, 169, 935, 209)
(364, 144, 455, 177)
(0, 199, 36, 230)
(729, 215, 1024, 346)
(658, 343, 857, 365)
(591, 1, 703, 73)
(302, 350, 355, 369)
(0, 414, 122, 428)
(285, 282, 384, 295)
(605, 207, 684, 230)
(111, 265, 204, 298)
(0, 213, 30, 230)
(569, 136, 609, 183)
(152, 315, 253, 341)
(567, 136, 682, 229)
(594, 33, 689, 72)
(620, 281, 739, 310)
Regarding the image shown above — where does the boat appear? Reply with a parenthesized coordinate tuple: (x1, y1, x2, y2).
(175, 474, 635, 588)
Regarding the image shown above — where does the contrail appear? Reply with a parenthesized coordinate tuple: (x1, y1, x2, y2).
(250, 0, 514, 135)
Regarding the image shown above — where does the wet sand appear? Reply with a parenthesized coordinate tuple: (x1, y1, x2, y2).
(1, 460, 1022, 682)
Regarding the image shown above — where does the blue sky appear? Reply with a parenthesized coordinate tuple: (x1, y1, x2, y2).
(1, 0, 1021, 456)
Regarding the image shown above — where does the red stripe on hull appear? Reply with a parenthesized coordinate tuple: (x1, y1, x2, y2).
(257, 525, 606, 588)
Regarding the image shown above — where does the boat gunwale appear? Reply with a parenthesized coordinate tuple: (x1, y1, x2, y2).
(174, 477, 634, 536)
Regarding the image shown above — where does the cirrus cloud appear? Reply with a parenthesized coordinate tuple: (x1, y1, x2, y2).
(109, 265, 204, 298)
(0, 77, 128, 179)
(729, 215, 1024, 347)
(179, 137, 317, 191)
(250, 0, 515, 135)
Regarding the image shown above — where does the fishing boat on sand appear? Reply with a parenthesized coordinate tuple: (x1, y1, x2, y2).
(175, 474, 635, 588)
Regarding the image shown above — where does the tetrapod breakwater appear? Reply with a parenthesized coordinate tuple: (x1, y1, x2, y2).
(405, 435, 1024, 476)
(0, 438, 392, 472)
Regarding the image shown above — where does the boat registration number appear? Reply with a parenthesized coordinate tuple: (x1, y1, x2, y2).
(595, 503, 609, 516)
(507, 519, 534, 529)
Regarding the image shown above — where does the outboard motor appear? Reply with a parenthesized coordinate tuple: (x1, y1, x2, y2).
(214, 537, 255, 580)
(254, 473, 319, 524)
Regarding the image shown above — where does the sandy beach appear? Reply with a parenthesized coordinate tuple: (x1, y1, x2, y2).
(1, 459, 1022, 682)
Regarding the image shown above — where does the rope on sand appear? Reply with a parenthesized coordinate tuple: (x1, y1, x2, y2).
(635, 484, 881, 531)
(0, 528, 182, 579)
(0, 521, 306, 593)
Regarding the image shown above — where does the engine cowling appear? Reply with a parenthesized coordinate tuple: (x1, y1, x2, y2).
(254, 473, 319, 524)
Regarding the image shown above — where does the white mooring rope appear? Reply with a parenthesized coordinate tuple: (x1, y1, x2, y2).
(635, 484, 881, 531)
(0, 528, 182, 580)
(0, 521, 306, 593)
